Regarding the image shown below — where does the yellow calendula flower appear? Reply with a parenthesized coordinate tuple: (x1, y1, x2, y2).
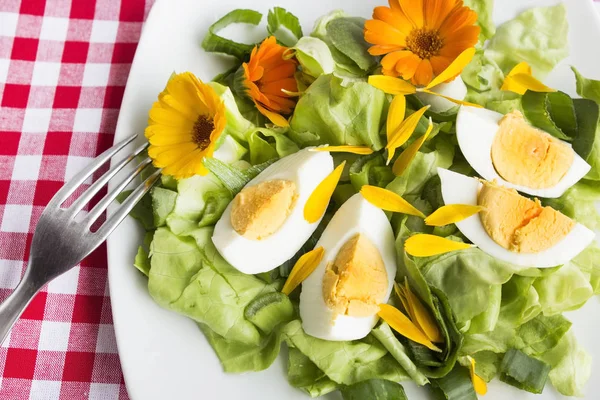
(242, 36, 299, 127)
(365, 0, 480, 86)
(145, 72, 226, 179)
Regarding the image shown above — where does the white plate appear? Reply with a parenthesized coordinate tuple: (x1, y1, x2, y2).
(107, 0, 600, 399)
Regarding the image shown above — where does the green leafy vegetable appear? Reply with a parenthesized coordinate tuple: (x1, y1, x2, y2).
(133, 246, 150, 277)
(244, 292, 294, 335)
(543, 181, 600, 231)
(572, 67, 600, 180)
(202, 9, 262, 60)
(573, 98, 600, 160)
(429, 365, 477, 400)
(267, 7, 302, 47)
(151, 187, 177, 227)
(294, 36, 335, 78)
(203, 157, 275, 196)
(326, 17, 376, 72)
(533, 262, 593, 315)
(521, 91, 572, 141)
(116, 190, 154, 230)
(499, 349, 550, 394)
(208, 82, 255, 142)
(289, 74, 386, 149)
(248, 128, 299, 164)
(340, 379, 407, 400)
(463, 0, 495, 43)
(287, 348, 339, 397)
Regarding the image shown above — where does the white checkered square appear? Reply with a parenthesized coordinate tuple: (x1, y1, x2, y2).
(0, 260, 23, 290)
(12, 155, 42, 180)
(1, 204, 32, 233)
(38, 321, 71, 351)
(82, 63, 111, 87)
(65, 156, 93, 181)
(88, 383, 120, 400)
(31, 62, 62, 86)
(39, 16, 69, 41)
(22, 108, 52, 134)
(95, 324, 118, 354)
(29, 380, 62, 400)
(73, 108, 102, 132)
(47, 266, 80, 295)
(0, 12, 19, 38)
(0, 59, 9, 84)
(90, 20, 119, 43)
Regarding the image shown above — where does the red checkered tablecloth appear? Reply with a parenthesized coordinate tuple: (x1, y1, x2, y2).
(0, 0, 153, 398)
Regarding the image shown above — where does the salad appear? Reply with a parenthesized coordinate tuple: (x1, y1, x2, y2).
(124, 0, 600, 398)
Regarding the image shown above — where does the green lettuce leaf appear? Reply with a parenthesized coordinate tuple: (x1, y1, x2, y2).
(151, 187, 177, 227)
(533, 262, 594, 316)
(463, 0, 495, 43)
(117, 189, 154, 231)
(201, 9, 262, 60)
(248, 127, 299, 164)
(289, 74, 386, 148)
(294, 36, 335, 78)
(133, 245, 150, 277)
(486, 4, 569, 77)
(267, 7, 302, 47)
(282, 320, 409, 385)
(326, 17, 376, 72)
(286, 347, 339, 397)
(208, 82, 255, 143)
(571, 244, 600, 294)
(340, 379, 407, 400)
(543, 181, 600, 231)
(572, 67, 600, 180)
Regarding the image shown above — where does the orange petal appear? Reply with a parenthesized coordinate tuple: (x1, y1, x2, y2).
(304, 162, 346, 223)
(425, 0, 457, 30)
(396, 52, 422, 81)
(368, 44, 406, 56)
(429, 55, 452, 76)
(378, 304, 442, 352)
(438, 5, 478, 37)
(372, 6, 412, 35)
(381, 50, 412, 71)
(392, 118, 433, 176)
(281, 247, 325, 295)
(398, 0, 424, 28)
(364, 20, 408, 46)
(426, 47, 475, 89)
(255, 103, 289, 127)
(360, 185, 425, 217)
(414, 59, 434, 86)
(405, 234, 473, 257)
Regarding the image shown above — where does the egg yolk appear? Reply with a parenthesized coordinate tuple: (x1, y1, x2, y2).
(491, 111, 573, 189)
(322, 233, 388, 317)
(230, 179, 297, 240)
(478, 181, 575, 253)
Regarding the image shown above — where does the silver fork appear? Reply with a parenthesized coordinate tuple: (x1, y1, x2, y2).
(0, 134, 160, 345)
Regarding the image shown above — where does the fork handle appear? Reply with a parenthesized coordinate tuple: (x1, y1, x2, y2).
(0, 269, 41, 346)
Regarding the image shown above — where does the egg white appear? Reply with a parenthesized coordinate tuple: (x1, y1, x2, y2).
(212, 149, 334, 274)
(299, 193, 397, 341)
(456, 106, 591, 198)
(438, 167, 596, 268)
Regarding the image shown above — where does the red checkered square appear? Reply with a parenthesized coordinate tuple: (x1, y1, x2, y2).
(120, 0, 145, 22)
(11, 38, 39, 61)
(99, 109, 119, 134)
(0, 133, 20, 156)
(21, 291, 48, 320)
(69, 132, 98, 157)
(58, 63, 85, 86)
(6, 180, 36, 205)
(0, 37, 13, 59)
(2, 84, 30, 107)
(0, 0, 20, 12)
(0, 157, 16, 180)
(0, 181, 9, 204)
(4, 349, 37, 379)
(8, 319, 42, 350)
(111, 43, 137, 64)
(62, 41, 89, 63)
(33, 351, 66, 380)
(62, 352, 94, 381)
(38, 155, 68, 181)
(48, 108, 76, 131)
(103, 86, 124, 109)
(107, 63, 131, 86)
(0, 108, 25, 131)
(20, 0, 46, 16)
(43, 0, 71, 18)
(71, 295, 103, 324)
(43, 131, 72, 155)
(44, 293, 75, 322)
(53, 86, 81, 108)
(17, 133, 46, 156)
(88, 43, 114, 63)
(28, 86, 56, 108)
(0, 378, 33, 399)
(6, 60, 34, 84)
(70, 1, 96, 19)
(33, 180, 63, 206)
(16, 14, 43, 38)
(60, 381, 92, 398)
(0, 232, 27, 260)
(79, 87, 106, 108)
(36, 40, 64, 62)
(91, 353, 122, 383)
(66, 18, 93, 41)
(77, 268, 106, 296)
(67, 323, 98, 352)
(116, 22, 143, 43)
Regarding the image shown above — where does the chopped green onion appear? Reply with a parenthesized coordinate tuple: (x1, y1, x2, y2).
(267, 7, 303, 47)
(340, 379, 408, 400)
(429, 365, 477, 400)
(499, 348, 551, 394)
(201, 9, 263, 60)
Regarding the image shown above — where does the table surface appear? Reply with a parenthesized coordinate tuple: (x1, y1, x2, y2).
(1, 1, 599, 399)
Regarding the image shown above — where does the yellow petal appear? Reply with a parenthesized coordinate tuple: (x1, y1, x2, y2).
(304, 161, 346, 223)
(394, 282, 411, 315)
(368, 75, 417, 95)
(311, 146, 374, 155)
(387, 95, 406, 142)
(256, 103, 290, 127)
(501, 73, 556, 95)
(469, 356, 488, 395)
(360, 185, 426, 218)
(420, 89, 483, 108)
(403, 279, 443, 343)
(426, 48, 476, 89)
(386, 105, 430, 164)
(507, 61, 532, 77)
(404, 234, 473, 257)
(378, 304, 442, 352)
(424, 204, 483, 226)
(392, 118, 433, 176)
(281, 247, 325, 295)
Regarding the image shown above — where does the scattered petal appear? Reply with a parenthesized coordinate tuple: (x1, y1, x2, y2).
(420, 88, 483, 108)
(281, 247, 325, 295)
(403, 279, 443, 343)
(501, 62, 556, 95)
(392, 117, 433, 176)
(394, 282, 411, 316)
(469, 356, 489, 395)
(378, 304, 442, 352)
(387, 105, 430, 163)
(304, 161, 346, 223)
(360, 185, 426, 218)
(311, 145, 374, 155)
(387, 95, 406, 142)
(425, 204, 483, 226)
(426, 47, 476, 89)
(368, 75, 417, 95)
(405, 234, 473, 257)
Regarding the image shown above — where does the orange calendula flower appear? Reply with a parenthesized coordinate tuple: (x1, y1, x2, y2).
(146, 72, 226, 179)
(364, 0, 480, 86)
(242, 36, 299, 127)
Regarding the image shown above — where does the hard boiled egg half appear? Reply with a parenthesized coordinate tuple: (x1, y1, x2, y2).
(456, 107, 591, 198)
(212, 149, 334, 274)
(299, 193, 397, 341)
(438, 168, 595, 268)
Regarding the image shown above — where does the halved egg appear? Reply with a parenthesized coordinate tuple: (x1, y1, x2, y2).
(438, 168, 595, 268)
(299, 193, 397, 341)
(212, 149, 334, 274)
(456, 107, 591, 198)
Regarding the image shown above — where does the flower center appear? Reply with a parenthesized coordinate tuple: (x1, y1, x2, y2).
(406, 28, 444, 60)
(192, 115, 214, 150)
